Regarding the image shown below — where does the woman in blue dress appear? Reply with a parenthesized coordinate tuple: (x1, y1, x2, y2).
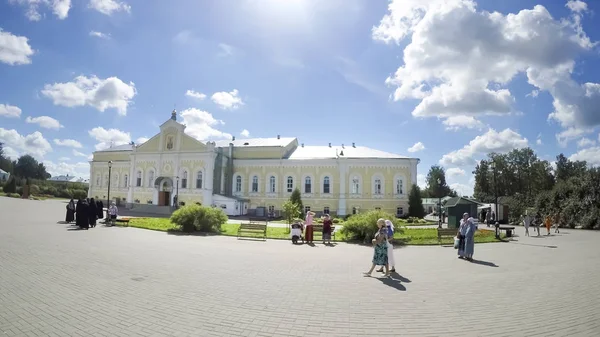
(364, 219, 390, 277)
(464, 216, 477, 261)
(457, 213, 469, 259)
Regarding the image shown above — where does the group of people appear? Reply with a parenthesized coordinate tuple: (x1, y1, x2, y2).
(65, 198, 118, 230)
(457, 213, 477, 261)
(297, 211, 334, 245)
(364, 218, 396, 277)
(522, 213, 560, 236)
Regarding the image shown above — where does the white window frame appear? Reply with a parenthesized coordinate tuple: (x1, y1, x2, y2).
(397, 207, 404, 216)
(304, 206, 311, 214)
(304, 176, 312, 194)
(251, 175, 259, 193)
(136, 170, 143, 187)
(123, 174, 128, 188)
(322, 176, 331, 194)
(269, 175, 276, 193)
(323, 206, 330, 215)
(350, 175, 361, 195)
(235, 175, 242, 193)
(372, 173, 385, 197)
(286, 176, 294, 193)
(393, 174, 406, 197)
(181, 170, 188, 189)
(196, 171, 203, 189)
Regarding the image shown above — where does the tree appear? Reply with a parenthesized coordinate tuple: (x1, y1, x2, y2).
(555, 153, 586, 182)
(0, 142, 13, 174)
(282, 200, 301, 233)
(13, 155, 50, 180)
(290, 187, 304, 215)
(425, 165, 457, 197)
(408, 184, 425, 218)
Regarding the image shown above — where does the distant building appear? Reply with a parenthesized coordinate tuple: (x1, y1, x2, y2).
(422, 196, 452, 214)
(48, 174, 89, 185)
(0, 169, 9, 182)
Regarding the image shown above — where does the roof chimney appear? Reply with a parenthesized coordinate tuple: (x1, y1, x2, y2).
(232, 136, 235, 141)
(352, 142, 355, 148)
(277, 135, 280, 139)
(328, 143, 331, 147)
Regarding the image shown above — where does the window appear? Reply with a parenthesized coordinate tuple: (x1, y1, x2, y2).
(374, 178, 382, 195)
(352, 207, 357, 214)
(351, 176, 359, 194)
(323, 176, 330, 194)
(396, 179, 404, 195)
(323, 206, 330, 215)
(304, 176, 312, 193)
(196, 171, 203, 189)
(304, 206, 311, 214)
(124, 174, 128, 188)
(235, 176, 242, 192)
(148, 170, 155, 187)
(251, 176, 258, 192)
(397, 207, 404, 216)
(136, 171, 142, 187)
(269, 176, 276, 193)
(287, 176, 293, 192)
(181, 171, 188, 188)
(268, 205, 275, 213)
(375, 207, 381, 211)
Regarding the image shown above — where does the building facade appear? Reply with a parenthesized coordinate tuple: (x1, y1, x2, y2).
(0, 169, 9, 182)
(88, 111, 420, 217)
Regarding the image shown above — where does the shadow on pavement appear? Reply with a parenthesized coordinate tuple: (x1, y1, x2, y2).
(376, 275, 407, 291)
(390, 272, 411, 283)
(470, 259, 498, 267)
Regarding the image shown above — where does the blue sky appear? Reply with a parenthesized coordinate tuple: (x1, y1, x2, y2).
(1, 0, 599, 195)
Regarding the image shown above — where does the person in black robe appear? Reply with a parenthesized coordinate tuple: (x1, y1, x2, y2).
(75, 199, 89, 229)
(88, 198, 98, 228)
(65, 199, 75, 223)
(96, 200, 104, 220)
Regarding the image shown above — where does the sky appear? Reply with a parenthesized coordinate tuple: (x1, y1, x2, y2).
(1, 0, 600, 196)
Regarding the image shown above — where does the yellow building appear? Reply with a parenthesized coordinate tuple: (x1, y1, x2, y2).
(89, 111, 420, 217)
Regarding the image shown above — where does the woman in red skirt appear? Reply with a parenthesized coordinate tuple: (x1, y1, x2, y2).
(304, 211, 316, 244)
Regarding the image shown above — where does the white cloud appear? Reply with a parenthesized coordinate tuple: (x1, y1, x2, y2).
(446, 167, 466, 178)
(526, 90, 540, 98)
(185, 90, 206, 100)
(88, 127, 131, 151)
(136, 137, 149, 144)
(211, 89, 244, 110)
(240, 129, 250, 137)
(88, 0, 130, 15)
(450, 182, 473, 197)
(0, 104, 22, 118)
(536, 133, 543, 145)
(217, 43, 234, 57)
(9, 0, 71, 21)
(440, 128, 528, 167)
(566, 0, 588, 13)
(25, 116, 63, 130)
(569, 147, 600, 166)
(407, 142, 425, 153)
(443, 116, 484, 131)
(0, 29, 35, 65)
(58, 157, 70, 161)
(41, 75, 136, 115)
(416, 173, 427, 189)
(576, 137, 596, 148)
(73, 149, 88, 157)
(54, 139, 83, 148)
(89, 31, 111, 39)
(43, 160, 89, 179)
(0, 127, 52, 159)
(373, 0, 599, 134)
(179, 108, 232, 141)
(555, 127, 593, 147)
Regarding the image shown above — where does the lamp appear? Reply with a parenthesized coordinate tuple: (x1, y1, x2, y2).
(175, 175, 179, 209)
(491, 161, 499, 237)
(437, 178, 442, 228)
(107, 160, 113, 220)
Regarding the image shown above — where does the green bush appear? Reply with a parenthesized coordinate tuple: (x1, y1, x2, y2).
(2, 177, 16, 193)
(29, 184, 40, 195)
(72, 189, 87, 200)
(332, 218, 340, 224)
(340, 210, 401, 243)
(170, 204, 228, 233)
(406, 218, 414, 223)
(7, 193, 20, 198)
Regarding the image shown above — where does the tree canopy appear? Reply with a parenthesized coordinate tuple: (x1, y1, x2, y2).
(408, 184, 425, 218)
(14, 155, 50, 180)
(422, 165, 457, 198)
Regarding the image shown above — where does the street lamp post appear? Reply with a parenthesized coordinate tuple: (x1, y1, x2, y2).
(107, 160, 113, 220)
(175, 176, 179, 209)
(437, 178, 442, 228)
(491, 161, 499, 238)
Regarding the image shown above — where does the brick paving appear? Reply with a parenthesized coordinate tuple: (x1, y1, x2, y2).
(1, 197, 599, 337)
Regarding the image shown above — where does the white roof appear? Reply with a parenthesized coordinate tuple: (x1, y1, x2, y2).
(95, 143, 134, 152)
(287, 146, 409, 160)
(48, 175, 89, 183)
(215, 137, 296, 148)
(0, 169, 7, 174)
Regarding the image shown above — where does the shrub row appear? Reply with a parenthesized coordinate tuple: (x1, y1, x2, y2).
(170, 204, 229, 233)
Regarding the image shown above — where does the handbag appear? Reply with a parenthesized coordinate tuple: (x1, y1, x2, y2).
(453, 236, 460, 249)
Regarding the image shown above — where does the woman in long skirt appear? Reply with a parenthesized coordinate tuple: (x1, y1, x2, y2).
(96, 200, 104, 220)
(304, 211, 316, 244)
(364, 219, 390, 277)
(75, 199, 89, 229)
(464, 216, 477, 261)
(457, 213, 469, 259)
(377, 220, 396, 273)
(88, 198, 98, 228)
(65, 199, 75, 223)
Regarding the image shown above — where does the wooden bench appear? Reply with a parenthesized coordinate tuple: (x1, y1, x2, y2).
(437, 228, 457, 244)
(497, 225, 515, 238)
(109, 218, 130, 227)
(238, 219, 267, 240)
(311, 224, 336, 241)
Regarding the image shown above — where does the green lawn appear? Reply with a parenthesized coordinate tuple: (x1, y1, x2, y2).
(125, 218, 504, 245)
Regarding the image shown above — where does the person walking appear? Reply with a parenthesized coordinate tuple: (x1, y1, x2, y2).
(377, 219, 396, 273)
(304, 211, 316, 244)
(486, 210, 491, 227)
(523, 213, 531, 237)
(554, 213, 561, 233)
(65, 199, 75, 223)
(75, 199, 89, 230)
(322, 214, 333, 245)
(364, 219, 390, 277)
(544, 215, 552, 236)
(88, 198, 98, 228)
(534, 214, 542, 236)
(457, 213, 469, 259)
(464, 216, 477, 261)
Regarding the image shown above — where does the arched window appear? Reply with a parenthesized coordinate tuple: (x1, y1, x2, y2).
(396, 178, 404, 195)
(269, 176, 276, 193)
(374, 178, 382, 195)
(323, 176, 330, 194)
(304, 176, 312, 193)
(104, 174, 109, 187)
(286, 176, 293, 192)
(124, 174, 128, 188)
(196, 171, 203, 189)
(351, 176, 360, 194)
(136, 170, 142, 187)
(181, 171, 188, 188)
(235, 176, 242, 192)
(148, 170, 155, 187)
(251, 176, 258, 192)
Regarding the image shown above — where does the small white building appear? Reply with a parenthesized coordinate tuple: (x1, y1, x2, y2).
(0, 169, 10, 182)
(48, 174, 89, 185)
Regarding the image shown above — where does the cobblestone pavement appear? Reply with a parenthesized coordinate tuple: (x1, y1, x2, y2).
(1, 197, 599, 337)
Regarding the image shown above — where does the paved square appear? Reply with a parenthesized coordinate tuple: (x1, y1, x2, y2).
(1, 197, 599, 336)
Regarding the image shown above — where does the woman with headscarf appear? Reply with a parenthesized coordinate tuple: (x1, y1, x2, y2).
(96, 199, 104, 221)
(377, 219, 396, 273)
(364, 218, 390, 277)
(75, 199, 89, 229)
(322, 214, 333, 245)
(65, 199, 75, 223)
(457, 213, 469, 259)
(464, 215, 477, 261)
(304, 211, 316, 244)
(88, 198, 98, 228)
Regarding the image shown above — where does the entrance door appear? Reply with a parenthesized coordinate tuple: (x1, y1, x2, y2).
(158, 191, 171, 206)
(164, 192, 170, 206)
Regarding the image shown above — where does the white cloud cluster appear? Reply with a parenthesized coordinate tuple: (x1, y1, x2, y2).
(0, 29, 35, 65)
(576, 137, 596, 148)
(179, 108, 232, 141)
(72, 149, 88, 157)
(440, 128, 528, 167)
(0, 127, 52, 159)
(446, 167, 466, 178)
(88, 127, 131, 150)
(88, 0, 130, 15)
(9, 0, 71, 21)
(570, 147, 600, 167)
(374, 0, 599, 141)
(89, 31, 110, 39)
(41, 75, 136, 115)
(211, 89, 244, 110)
(0, 104, 22, 118)
(443, 116, 484, 131)
(240, 129, 250, 137)
(185, 90, 206, 100)
(54, 138, 83, 148)
(136, 137, 149, 144)
(43, 160, 89, 179)
(25, 116, 63, 130)
(407, 142, 425, 153)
